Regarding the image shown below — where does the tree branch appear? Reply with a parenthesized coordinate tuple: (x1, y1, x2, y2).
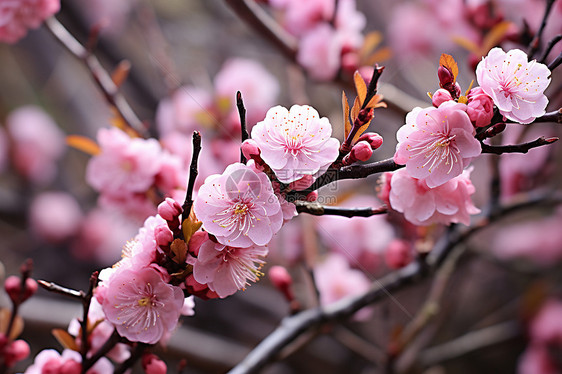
(181, 131, 202, 224)
(295, 201, 387, 217)
(539, 34, 562, 63)
(44, 17, 147, 136)
(237, 91, 249, 163)
(226, 193, 562, 374)
(37, 280, 84, 301)
(528, 0, 557, 59)
(481, 136, 558, 155)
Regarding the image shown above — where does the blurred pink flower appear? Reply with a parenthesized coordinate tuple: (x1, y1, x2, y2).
(192, 240, 268, 298)
(156, 86, 213, 137)
(86, 127, 162, 197)
(0, 0, 60, 43)
(24, 349, 112, 374)
(6, 106, 65, 185)
(394, 102, 481, 188)
(214, 58, 280, 128)
(142, 354, 167, 374)
(431, 89, 454, 108)
(252, 105, 340, 183)
(297, 23, 342, 81)
(0, 126, 8, 173)
(270, 0, 335, 36)
(194, 163, 283, 247)
(102, 267, 184, 344)
(29, 191, 83, 244)
(466, 87, 494, 127)
(314, 253, 372, 320)
(476, 48, 551, 124)
(388, 167, 480, 226)
(77, 0, 137, 35)
(317, 195, 394, 270)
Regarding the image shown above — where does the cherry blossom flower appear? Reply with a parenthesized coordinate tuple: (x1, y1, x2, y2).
(86, 127, 162, 197)
(476, 48, 551, 124)
(314, 253, 372, 320)
(388, 167, 480, 226)
(193, 163, 283, 247)
(101, 266, 184, 344)
(252, 105, 340, 183)
(297, 23, 343, 81)
(269, 0, 334, 37)
(29, 191, 83, 244)
(0, 0, 60, 43)
(24, 349, 113, 374)
(394, 102, 481, 188)
(192, 240, 268, 298)
(6, 105, 65, 185)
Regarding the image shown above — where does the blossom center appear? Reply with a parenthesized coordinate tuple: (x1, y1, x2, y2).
(138, 296, 152, 307)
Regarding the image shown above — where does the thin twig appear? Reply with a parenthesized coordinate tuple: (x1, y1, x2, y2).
(295, 201, 387, 217)
(82, 330, 122, 372)
(528, 0, 556, 59)
(227, 193, 562, 374)
(37, 280, 84, 301)
(181, 132, 202, 224)
(539, 34, 562, 63)
(44, 17, 147, 136)
(548, 51, 562, 71)
(237, 91, 249, 163)
(80, 272, 99, 374)
(481, 136, 558, 155)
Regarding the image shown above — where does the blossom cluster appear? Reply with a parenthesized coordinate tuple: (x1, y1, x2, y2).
(0, 0, 60, 43)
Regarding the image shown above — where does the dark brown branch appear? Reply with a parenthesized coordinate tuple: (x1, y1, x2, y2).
(38, 280, 84, 301)
(528, 0, 556, 59)
(548, 51, 562, 71)
(295, 201, 387, 217)
(481, 136, 558, 155)
(227, 194, 562, 374)
(182, 132, 202, 224)
(224, 0, 298, 60)
(539, 34, 562, 63)
(82, 330, 122, 372)
(237, 91, 249, 163)
(44, 17, 147, 136)
(80, 272, 99, 374)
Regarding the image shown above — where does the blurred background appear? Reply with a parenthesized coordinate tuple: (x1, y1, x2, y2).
(1, 0, 561, 373)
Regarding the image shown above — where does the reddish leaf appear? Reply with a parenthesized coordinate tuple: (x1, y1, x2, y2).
(342, 91, 352, 139)
(52, 329, 79, 351)
(353, 71, 367, 105)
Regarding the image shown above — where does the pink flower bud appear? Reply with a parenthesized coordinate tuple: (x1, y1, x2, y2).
(157, 198, 182, 222)
(269, 266, 293, 300)
(466, 87, 494, 127)
(306, 191, 318, 202)
(385, 240, 413, 269)
(241, 139, 260, 160)
(432, 89, 453, 107)
(351, 141, 373, 161)
(184, 274, 219, 300)
(59, 360, 82, 374)
(438, 66, 454, 87)
(142, 354, 167, 374)
(357, 132, 383, 150)
(4, 276, 37, 304)
(3, 339, 30, 367)
(187, 231, 209, 256)
(154, 226, 173, 247)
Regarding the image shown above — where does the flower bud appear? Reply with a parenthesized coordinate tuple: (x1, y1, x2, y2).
(306, 191, 318, 202)
(187, 231, 209, 256)
(269, 266, 294, 302)
(157, 198, 182, 222)
(5, 276, 37, 304)
(142, 353, 167, 374)
(3, 339, 30, 367)
(343, 141, 373, 165)
(241, 139, 260, 160)
(385, 240, 413, 269)
(438, 66, 454, 87)
(431, 89, 453, 107)
(357, 132, 383, 150)
(154, 226, 173, 247)
(466, 87, 494, 127)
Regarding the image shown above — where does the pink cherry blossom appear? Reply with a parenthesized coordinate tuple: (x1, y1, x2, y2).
(6, 105, 65, 185)
(193, 163, 283, 247)
(466, 87, 494, 127)
(252, 105, 340, 183)
(156, 86, 213, 137)
(394, 102, 481, 188)
(296, 23, 342, 81)
(0, 0, 60, 43)
(314, 253, 372, 320)
(214, 58, 280, 128)
(29, 191, 83, 244)
(431, 89, 454, 107)
(86, 127, 162, 197)
(192, 239, 268, 298)
(270, 0, 335, 36)
(101, 266, 184, 344)
(476, 48, 551, 124)
(388, 167, 480, 226)
(24, 349, 113, 374)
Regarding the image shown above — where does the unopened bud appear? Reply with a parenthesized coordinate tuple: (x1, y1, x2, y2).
(154, 226, 173, 247)
(269, 266, 295, 303)
(5, 276, 37, 304)
(187, 231, 209, 256)
(3, 339, 30, 368)
(241, 139, 260, 160)
(157, 198, 182, 222)
(142, 353, 167, 374)
(438, 66, 454, 87)
(357, 132, 383, 150)
(343, 141, 373, 165)
(431, 89, 453, 107)
(385, 240, 413, 269)
(306, 191, 318, 202)
(483, 123, 507, 139)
